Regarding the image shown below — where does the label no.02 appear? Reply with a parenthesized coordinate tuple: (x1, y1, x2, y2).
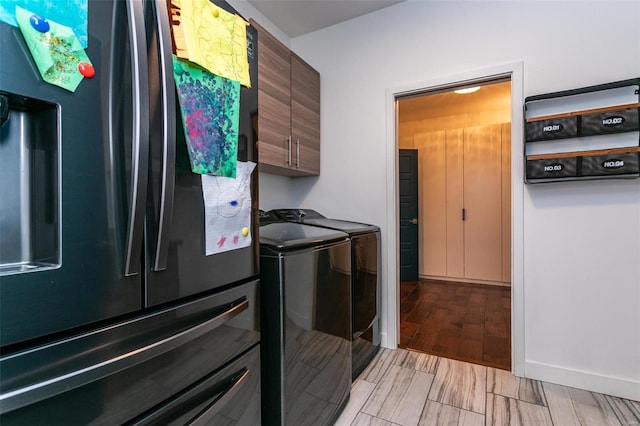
(602, 116, 624, 126)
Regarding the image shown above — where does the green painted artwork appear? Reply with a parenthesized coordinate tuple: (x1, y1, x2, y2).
(15, 6, 93, 92)
(173, 55, 240, 177)
(0, 0, 88, 48)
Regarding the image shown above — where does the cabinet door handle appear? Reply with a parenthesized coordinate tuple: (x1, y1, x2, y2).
(287, 136, 292, 166)
(462, 208, 466, 221)
(296, 138, 300, 168)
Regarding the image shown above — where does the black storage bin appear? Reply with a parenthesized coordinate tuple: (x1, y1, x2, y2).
(581, 152, 640, 176)
(526, 156, 579, 180)
(526, 116, 578, 142)
(581, 107, 639, 136)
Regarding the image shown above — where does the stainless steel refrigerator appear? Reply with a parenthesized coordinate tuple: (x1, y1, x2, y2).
(0, 0, 261, 423)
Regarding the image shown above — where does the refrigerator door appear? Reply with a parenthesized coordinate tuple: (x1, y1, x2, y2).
(0, 281, 260, 424)
(0, 0, 146, 346)
(145, 6, 259, 306)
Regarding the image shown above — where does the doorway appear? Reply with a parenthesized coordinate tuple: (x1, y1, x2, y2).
(396, 79, 512, 370)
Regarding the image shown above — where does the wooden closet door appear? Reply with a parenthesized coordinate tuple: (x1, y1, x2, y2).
(463, 124, 503, 282)
(446, 129, 465, 279)
(415, 131, 447, 277)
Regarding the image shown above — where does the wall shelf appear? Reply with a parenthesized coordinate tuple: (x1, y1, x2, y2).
(526, 102, 640, 123)
(524, 78, 639, 183)
(527, 146, 640, 160)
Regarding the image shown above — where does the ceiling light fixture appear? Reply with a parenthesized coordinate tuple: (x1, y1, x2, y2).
(454, 86, 481, 94)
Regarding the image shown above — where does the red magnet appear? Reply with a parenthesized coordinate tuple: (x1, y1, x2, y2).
(78, 62, 95, 78)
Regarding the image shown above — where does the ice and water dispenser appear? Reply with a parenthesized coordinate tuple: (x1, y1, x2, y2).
(0, 92, 60, 275)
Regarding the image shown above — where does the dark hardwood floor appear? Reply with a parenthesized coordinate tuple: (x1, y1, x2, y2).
(399, 279, 511, 371)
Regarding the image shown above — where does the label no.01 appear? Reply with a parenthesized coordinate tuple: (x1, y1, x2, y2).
(543, 124, 561, 132)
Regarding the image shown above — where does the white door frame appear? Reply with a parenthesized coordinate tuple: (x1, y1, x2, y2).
(384, 62, 525, 375)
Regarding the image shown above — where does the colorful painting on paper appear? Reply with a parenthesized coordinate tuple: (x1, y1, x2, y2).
(0, 0, 88, 48)
(173, 55, 240, 177)
(176, 0, 251, 87)
(15, 6, 92, 92)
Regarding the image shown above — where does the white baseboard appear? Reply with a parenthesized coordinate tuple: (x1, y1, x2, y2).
(420, 275, 511, 287)
(380, 332, 394, 350)
(524, 360, 640, 401)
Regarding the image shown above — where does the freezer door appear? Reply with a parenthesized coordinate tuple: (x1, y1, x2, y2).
(0, 281, 260, 425)
(0, 0, 146, 345)
(130, 346, 261, 426)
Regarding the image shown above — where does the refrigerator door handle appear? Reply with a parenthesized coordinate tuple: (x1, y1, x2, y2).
(186, 368, 250, 426)
(0, 298, 249, 414)
(123, 0, 150, 277)
(152, 0, 176, 271)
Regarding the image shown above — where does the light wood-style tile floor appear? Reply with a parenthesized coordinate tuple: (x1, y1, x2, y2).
(335, 348, 640, 426)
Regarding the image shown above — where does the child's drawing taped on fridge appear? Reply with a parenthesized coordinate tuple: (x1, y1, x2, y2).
(201, 161, 255, 255)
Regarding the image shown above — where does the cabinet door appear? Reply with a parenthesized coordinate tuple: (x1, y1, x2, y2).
(290, 53, 320, 175)
(463, 124, 503, 282)
(251, 20, 291, 172)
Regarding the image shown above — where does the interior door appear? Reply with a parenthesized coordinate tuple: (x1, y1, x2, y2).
(399, 149, 419, 281)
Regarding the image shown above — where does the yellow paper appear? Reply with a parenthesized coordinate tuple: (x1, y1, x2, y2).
(180, 0, 251, 87)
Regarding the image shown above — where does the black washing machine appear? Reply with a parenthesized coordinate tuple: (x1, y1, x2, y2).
(259, 211, 352, 425)
(269, 209, 381, 381)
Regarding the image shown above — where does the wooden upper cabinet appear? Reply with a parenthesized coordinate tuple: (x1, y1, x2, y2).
(290, 53, 320, 175)
(250, 20, 321, 176)
(251, 20, 290, 172)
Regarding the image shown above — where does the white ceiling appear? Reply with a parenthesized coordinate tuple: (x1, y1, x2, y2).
(398, 81, 512, 123)
(247, 0, 405, 37)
